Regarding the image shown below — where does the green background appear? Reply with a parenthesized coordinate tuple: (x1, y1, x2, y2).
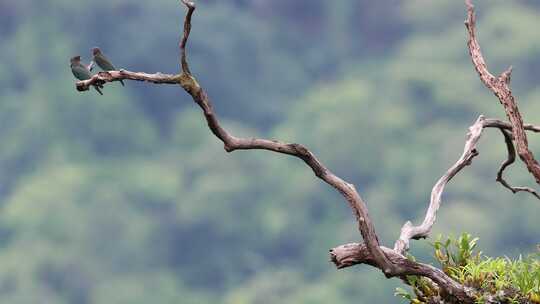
(0, 0, 539, 303)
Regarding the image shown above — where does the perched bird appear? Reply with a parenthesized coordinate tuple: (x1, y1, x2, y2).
(70, 56, 103, 95)
(92, 47, 124, 86)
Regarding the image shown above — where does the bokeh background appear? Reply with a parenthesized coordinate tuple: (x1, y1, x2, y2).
(1, 0, 540, 303)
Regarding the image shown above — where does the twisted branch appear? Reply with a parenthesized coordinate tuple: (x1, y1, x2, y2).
(179, 0, 195, 75)
(70, 1, 540, 302)
(394, 116, 484, 254)
(465, 0, 540, 184)
(393, 117, 540, 255)
(330, 243, 472, 298)
(496, 129, 540, 199)
(171, 1, 476, 301)
(173, 0, 403, 279)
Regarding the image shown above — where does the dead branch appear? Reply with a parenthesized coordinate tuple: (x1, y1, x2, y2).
(496, 128, 540, 199)
(394, 116, 540, 255)
(69, 1, 540, 302)
(394, 116, 483, 255)
(484, 119, 540, 133)
(76, 70, 182, 92)
(171, 1, 476, 301)
(330, 243, 472, 298)
(179, 0, 195, 75)
(465, 0, 540, 184)
(173, 0, 402, 279)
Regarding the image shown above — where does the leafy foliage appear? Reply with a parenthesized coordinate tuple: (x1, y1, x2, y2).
(397, 234, 540, 304)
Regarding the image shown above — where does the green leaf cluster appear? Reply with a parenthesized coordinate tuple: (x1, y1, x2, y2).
(397, 234, 540, 304)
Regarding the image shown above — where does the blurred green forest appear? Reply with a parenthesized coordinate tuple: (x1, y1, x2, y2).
(1, 0, 540, 303)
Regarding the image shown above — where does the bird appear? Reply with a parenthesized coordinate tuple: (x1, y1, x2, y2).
(70, 56, 103, 95)
(92, 47, 124, 86)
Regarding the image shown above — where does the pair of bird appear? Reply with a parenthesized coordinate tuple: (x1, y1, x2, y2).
(70, 47, 124, 95)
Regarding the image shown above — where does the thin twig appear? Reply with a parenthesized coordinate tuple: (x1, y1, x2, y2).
(179, 0, 195, 75)
(496, 128, 540, 199)
(484, 119, 540, 133)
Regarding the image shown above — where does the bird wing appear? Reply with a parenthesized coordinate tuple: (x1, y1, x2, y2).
(95, 54, 116, 71)
(72, 64, 92, 80)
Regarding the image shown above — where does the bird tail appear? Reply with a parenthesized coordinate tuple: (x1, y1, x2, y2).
(120, 79, 125, 86)
(94, 86, 104, 95)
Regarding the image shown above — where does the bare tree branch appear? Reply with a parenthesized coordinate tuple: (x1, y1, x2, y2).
(394, 116, 484, 255)
(496, 128, 540, 199)
(484, 119, 540, 133)
(393, 117, 540, 255)
(179, 0, 195, 75)
(465, 0, 540, 184)
(70, 1, 540, 302)
(465, 0, 540, 200)
(169, 1, 479, 301)
(330, 243, 472, 300)
(76, 70, 182, 92)
(173, 0, 405, 279)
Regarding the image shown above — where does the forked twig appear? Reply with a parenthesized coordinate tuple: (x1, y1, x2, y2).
(496, 129, 540, 199)
(465, 0, 540, 184)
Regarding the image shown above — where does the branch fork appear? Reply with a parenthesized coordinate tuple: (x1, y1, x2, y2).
(465, 0, 540, 185)
(71, 1, 540, 302)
